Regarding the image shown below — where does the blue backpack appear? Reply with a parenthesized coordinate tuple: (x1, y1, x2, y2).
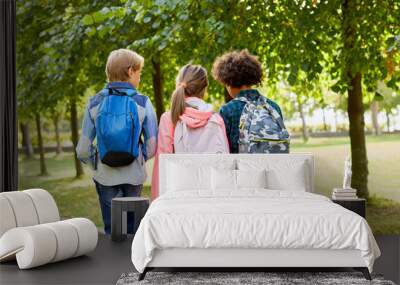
(95, 88, 141, 167)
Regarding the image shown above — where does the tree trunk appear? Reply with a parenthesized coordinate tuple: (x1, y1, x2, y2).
(35, 114, 48, 176)
(385, 110, 390, 132)
(224, 88, 232, 103)
(347, 73, 368, 198)
(297, 96, 309, 142)
(343, 0, 369, 199)
(151, 56, 164, 122)
(370, 100, 381, 135)
(19, 122, 34, 158)
(69, 99, 84, 178)
(334, 110, 339, 132)
(53, 114, 63, 154)
(392, 112, 397, 129)
(322, 108, 328, 131)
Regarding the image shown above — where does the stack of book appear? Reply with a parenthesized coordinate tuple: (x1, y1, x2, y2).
(332, 188, 358, 200)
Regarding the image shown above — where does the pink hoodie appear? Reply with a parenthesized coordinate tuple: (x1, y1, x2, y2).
(151, 97, 229, 200)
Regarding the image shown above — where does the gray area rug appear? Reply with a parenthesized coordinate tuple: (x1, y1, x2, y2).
(117, 272, 395, 285)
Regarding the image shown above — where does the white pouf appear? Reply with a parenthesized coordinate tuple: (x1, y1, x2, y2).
(42, 220, 79, 262)
(24, 189, 60, 223)
(64, 218, 98, 257)
(0, 226, 57, 269)
(1, 191, 39, 227)
(0, 189, 98, 269)
(0, 196, 17, 237)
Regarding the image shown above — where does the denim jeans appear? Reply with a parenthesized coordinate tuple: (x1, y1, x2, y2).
(94, 180, 143, 235)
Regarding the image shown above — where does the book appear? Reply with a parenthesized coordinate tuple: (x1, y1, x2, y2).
(333, 188, 357, 193)
(332, 188, 359, 200)
(332, 195, 359, 200)
(332, 193, 358, 199)
(333, 193, 357, 197)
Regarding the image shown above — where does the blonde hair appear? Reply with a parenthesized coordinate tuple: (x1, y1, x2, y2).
(171, 64, 209, 125)
(105, 49, 144, 82)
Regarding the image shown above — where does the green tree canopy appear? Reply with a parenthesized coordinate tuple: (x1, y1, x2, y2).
(17, 0, 400, 196)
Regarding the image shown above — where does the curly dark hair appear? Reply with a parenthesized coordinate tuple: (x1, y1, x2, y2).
(211, 50, 263, 88)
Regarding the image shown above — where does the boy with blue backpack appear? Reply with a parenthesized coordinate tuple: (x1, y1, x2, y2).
(77, 49, 158, 234)
(212, 50, 290, 153)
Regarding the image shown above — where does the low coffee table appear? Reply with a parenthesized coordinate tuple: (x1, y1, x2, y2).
(111, 197, 150, 242)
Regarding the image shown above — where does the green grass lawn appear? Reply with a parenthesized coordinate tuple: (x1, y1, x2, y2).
(293, 134, 400, 202)
(18, 134, 400, 234)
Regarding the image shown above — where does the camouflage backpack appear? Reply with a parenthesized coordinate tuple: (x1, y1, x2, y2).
(234, 95, 290, 153)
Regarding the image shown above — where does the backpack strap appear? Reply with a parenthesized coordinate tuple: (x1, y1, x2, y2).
(259, 97, 286, 130)
(235, 95, 287, 131)
(232, 95, 251, 104)
(108, 88, 127, 96)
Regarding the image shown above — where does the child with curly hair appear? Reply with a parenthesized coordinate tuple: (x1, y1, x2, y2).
(212, 49, 289, 154)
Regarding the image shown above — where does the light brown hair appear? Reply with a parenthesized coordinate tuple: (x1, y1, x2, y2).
(105, 49, 144, 82)
(170, 64, 209, 125)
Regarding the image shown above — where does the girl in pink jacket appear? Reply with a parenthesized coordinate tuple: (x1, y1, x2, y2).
(151, 64, 229, 200)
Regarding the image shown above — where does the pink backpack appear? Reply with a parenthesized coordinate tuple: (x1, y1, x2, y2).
(173, 113, 229, 154)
